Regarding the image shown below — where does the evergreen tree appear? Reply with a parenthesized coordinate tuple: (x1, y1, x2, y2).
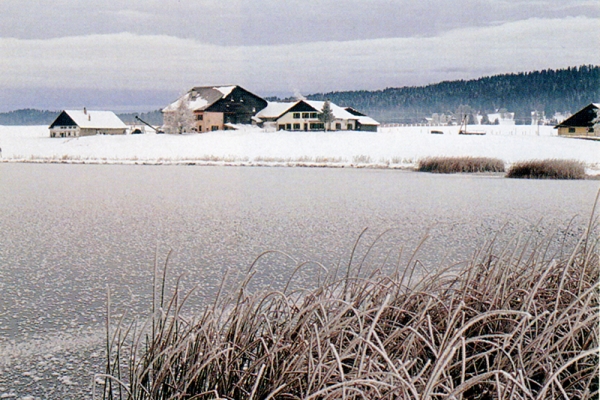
(319, 100, 335, 131)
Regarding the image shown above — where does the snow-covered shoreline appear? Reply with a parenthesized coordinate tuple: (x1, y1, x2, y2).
(1, 124, 599, 173)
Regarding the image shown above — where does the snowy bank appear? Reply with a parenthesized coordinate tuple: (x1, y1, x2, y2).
(1, 125, 599, 173)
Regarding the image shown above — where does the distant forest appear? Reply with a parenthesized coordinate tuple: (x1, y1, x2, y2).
(0, 109, 163, 126)
(303, 65, 599, 124)
(1, 66, 598, 125)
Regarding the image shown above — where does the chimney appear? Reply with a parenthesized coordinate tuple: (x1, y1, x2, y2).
(88, 114, 91, 121)
(83, 107, 87, 115)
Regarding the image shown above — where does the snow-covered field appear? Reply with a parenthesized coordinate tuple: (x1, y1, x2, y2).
(1, 124, 599, 173)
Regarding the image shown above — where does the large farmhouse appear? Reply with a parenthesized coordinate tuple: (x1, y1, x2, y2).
(49, 109, 127, 138)
(554, 103, 599, 138)
(163, 85, 268, 133)
(255, 100, 379, 132)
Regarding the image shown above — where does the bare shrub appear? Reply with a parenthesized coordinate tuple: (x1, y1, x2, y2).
(352, 155, 372, 164)
(507, 159, 586, 179)
(100, 227, 599, 399)
(418, 156, 505, 173)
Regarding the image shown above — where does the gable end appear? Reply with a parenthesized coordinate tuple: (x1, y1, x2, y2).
(49, 111, 77, 129)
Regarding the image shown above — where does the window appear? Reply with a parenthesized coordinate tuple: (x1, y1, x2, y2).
(310, 123, 324, 130)
(310, 113, 318, 119)
(347, 124, 353, 130)
(197, 115, 203, 121)
(335, 123, 341, 130)
(302, 113, 310, 118)
(211, 126, 219, 131)
(568, 127, 575, 133)
(293, 123, 300, 130)
(278, 125, 285, 130)
(293, 113, 300, 119)
(589, 127, 594, 133)
(286, 123, 292, 130)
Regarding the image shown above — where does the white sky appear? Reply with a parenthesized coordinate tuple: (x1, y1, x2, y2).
(0, 0, 598, 111)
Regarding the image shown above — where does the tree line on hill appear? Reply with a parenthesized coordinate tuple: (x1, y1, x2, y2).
(302, 65, 599, 124)
(0, 108, 164, 126)
(0, 66, 597, 126)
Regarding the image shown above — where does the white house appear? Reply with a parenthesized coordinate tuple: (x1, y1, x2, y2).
(487, 111, 515, 126)
(49, 108, 127, 138)
(255, 100, 379, 132)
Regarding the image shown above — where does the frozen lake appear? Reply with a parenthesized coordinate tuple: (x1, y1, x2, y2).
(0, 163, 597, 398)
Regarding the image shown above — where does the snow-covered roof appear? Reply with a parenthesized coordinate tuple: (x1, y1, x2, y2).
(215, 86, 236, 97)
(255, 101, 298, 119)
(257, 100, 371, 122)
(163, 86, 239, 112)
(304, 100, 357, 120)
(355, 115, 380, 126)
(61, 110, 126, 129)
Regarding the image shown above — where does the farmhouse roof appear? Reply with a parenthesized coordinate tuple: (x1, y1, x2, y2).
(304, 100, 357, 120)
(162, 85, 243, 112)
(50, 110, 126, 129)
(554, 103, 599, 128)
(256, 100, 364, 121)
(255, 101, 298, 119)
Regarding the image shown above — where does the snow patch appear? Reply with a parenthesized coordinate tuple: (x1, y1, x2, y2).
(214, 85, 236, 97)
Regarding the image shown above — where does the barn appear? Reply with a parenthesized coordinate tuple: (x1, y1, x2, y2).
(162, 86, 268, 133)
(48, 109, 127, 138)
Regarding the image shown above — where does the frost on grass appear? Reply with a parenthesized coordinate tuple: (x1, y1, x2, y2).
(101, 226, 599, 399)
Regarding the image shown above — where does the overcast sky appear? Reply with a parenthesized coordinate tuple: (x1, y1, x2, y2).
(0, 0, 598, 111)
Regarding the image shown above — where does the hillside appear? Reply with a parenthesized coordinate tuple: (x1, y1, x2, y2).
(0, 109, 60, 126)
(0, 109, 163, 126)
(305, 65, 600, 124)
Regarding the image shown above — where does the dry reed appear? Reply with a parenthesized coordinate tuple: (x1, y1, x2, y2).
(507, 159, 586, 179)
(99, 224, 599, 399)
(417, 157, 505, 174)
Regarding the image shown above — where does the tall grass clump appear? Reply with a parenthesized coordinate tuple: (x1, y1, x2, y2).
(99, 225, 598, 399)
(418, 156, 505, 173)
(507, 159, 586, 179)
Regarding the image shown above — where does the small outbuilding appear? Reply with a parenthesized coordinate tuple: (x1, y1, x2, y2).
(344, 107, 380, 132)
(49, 109, 127, 138)
(554, 103, 599, 138)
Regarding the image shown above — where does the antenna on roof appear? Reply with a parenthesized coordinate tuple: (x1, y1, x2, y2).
(84, 107, 87, 115)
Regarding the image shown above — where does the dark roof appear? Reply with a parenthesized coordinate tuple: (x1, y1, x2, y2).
(163, 85, 268, 113)
(555, 103, 599, 128)
(344, 107, 367, 117)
